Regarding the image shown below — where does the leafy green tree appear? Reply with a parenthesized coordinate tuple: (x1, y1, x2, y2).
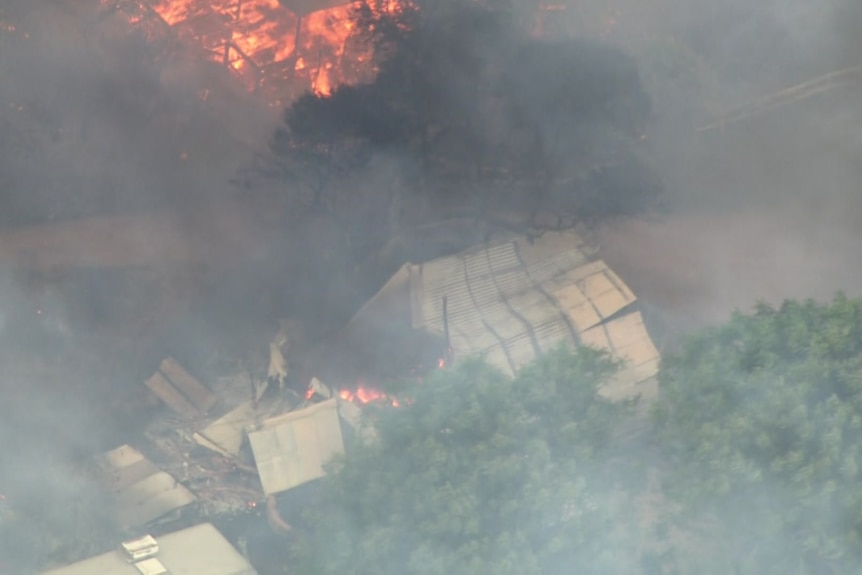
(292, 347, 648, 575)
(653, 295, 862, 574)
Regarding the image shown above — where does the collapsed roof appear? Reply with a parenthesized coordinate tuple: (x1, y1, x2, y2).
(343, 229, 660, 399)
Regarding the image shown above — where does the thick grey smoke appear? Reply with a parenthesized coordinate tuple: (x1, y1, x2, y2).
(0, 0, 860, 572)
(0, 2, 281, 570)
(580, 0, 862, 340)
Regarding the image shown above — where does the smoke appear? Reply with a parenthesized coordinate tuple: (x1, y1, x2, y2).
(0, 3, 282, 570)
(575, 0, 862, 340)
(0, 0, 859, 571)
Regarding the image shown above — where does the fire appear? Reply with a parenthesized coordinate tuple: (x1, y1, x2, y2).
(338, 384, 387, 404)
(111, 0, 399, 100)
(301, 5, 356, 96)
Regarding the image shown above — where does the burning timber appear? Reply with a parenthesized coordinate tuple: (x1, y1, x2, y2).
(103, 0, 374, 101)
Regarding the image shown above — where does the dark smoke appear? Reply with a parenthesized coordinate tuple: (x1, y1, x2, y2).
(272, 0, 661, 234)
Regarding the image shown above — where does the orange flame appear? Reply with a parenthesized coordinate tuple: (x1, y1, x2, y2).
(338, 384, 386, 404)
(116, 0, 397, 100)
(336, 379, 400, 407)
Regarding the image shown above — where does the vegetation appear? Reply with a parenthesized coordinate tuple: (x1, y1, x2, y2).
(270, 0, 661, 226)
(654, 294, 862, 574)
(292, 347, 646, 575)
(289, 295, 862, 575)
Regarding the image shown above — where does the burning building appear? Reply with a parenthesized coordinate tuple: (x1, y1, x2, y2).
(103, 0, 379, 103)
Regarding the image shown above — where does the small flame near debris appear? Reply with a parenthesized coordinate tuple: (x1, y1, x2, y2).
(338, 381, 395, 406)
(309, 351, 449, 408)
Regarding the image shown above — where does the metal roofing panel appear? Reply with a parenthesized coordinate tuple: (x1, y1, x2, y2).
(581, 312, 660, 397)
(41, 523, 257, 575)
(524, 250, 587, 286)
(449, 327, 497, 358)
(601, 312, 660, 372)
(537, 324, 576, 355)
(580, 271, 636, 318)
(365, 231, 656, 395)
(411, 233, 644, 370)
(482, 346, 515, 377)
(133, 558, 168, 575)
(549, 282, 601, 332)
(504, 331, 542, 368)
(95, 445, 197, 531)
(480, 301, 535, 338)
(578, 322, 612, 351)
(504, 288, 560, 326)
(113, 472, 198, 531)
(484, 268, 536, 299)
(248, 398, 345, 496)
(546, 261, 636, 321)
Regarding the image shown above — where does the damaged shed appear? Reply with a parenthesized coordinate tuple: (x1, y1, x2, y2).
(339, 230, 660, 400)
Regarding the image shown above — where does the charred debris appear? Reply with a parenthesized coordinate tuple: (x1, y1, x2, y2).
(36, 227, 659, 568)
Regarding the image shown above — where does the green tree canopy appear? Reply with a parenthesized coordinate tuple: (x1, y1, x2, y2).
(654, 294, 862, 574)
(293, 347, 646, 575)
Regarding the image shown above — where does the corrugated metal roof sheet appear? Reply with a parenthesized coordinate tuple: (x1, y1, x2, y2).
(347, 229, 659, 397)
(247, 398, 345, 496)
(41, 523, 257, 575)
(95, 445, 197, 531)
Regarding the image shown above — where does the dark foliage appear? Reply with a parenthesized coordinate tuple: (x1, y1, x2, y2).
(273, 0, 660, 224)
